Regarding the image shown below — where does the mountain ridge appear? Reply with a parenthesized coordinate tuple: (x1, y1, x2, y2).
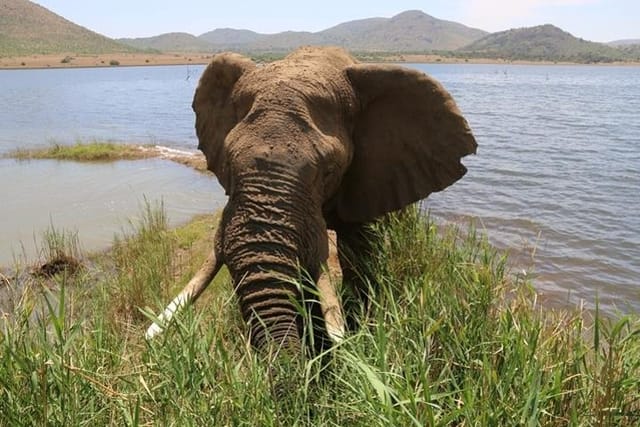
(118, 32, 210, 53)
(1, 1, 639, 64)
(456, 24, 630, 63)
(119, 10, 488, 53)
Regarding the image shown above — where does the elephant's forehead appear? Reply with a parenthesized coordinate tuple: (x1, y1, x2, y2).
(235, 54, 355, 105)
(241, 64, 341, 94)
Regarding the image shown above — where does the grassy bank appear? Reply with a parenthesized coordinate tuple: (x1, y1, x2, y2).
(6, 140, 209, 173)
(1, 205, 639, 425)
(7, 141, 157, 162)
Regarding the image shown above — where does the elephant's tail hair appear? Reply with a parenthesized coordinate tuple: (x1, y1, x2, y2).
(145, 249, 222, 340)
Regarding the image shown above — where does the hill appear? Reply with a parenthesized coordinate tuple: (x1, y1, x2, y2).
(118, 32, 210, 53)
(457, 24, 626, 63)
(607, 39, 640, 61)
(3, 2, 637, 64)
(318, 10, 487, 51)
(198, 28, 264, 50)
(0, 0, 139, 55)
(614, 43, 640, 61)
(608, 39, 640, 47)
(119, 10, 487, 53)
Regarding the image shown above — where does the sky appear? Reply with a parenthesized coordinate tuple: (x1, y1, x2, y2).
(33, 0, 639, 43)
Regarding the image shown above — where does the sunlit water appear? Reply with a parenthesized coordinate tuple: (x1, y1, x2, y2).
(0, 158, 225, 264)
(0, 65, 224, 266)
(420, 64, 640, 314)
(1, 63, 638, 315)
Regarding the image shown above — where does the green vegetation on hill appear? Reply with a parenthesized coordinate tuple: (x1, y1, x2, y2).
(457, 24, 628, 63)
(1, 204, 639, 424)
(0, 0, 139, 55)
(616, 43, 640, 61)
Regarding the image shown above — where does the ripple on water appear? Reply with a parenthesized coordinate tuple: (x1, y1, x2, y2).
(1, 64, 639, 317)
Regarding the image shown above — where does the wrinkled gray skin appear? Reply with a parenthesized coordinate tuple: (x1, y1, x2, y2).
(148, 46, 476, 358)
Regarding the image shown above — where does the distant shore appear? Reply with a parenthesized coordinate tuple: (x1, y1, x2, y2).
(3, 52, 640, 70)
(0, 53, 213, 70)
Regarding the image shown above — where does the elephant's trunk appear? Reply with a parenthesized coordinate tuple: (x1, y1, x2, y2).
(222, 164, 328, 354)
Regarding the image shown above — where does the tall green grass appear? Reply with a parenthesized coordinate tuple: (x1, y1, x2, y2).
(6, 141, 152, 162)
(1, 205, 638, 425)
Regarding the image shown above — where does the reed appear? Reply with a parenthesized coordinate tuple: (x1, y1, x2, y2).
(1, 204, 638, 425)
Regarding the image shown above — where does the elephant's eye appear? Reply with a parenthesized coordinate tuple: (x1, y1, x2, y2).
(234, 104, 251, 121)
(233, 92, 255, 120)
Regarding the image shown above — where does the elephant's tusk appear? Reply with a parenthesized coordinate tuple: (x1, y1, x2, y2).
(317, 269, 345, 343)
(317, 232, 346, 342)
(145, 249, 222, 340)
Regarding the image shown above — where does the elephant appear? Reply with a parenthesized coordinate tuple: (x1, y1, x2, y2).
(146, 46, 477, 359)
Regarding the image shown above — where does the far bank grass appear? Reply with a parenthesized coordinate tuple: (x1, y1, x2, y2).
(5, 140, 210, 172)
(1, 205, 639, 425)
(6, 141, 154, 162)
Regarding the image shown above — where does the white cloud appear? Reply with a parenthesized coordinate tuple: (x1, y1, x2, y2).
(463, 0, 598, 32)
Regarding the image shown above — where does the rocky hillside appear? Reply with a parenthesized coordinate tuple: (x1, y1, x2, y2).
(457, 24, 626, 63)
(0, 0, 138, 55)
(119, 10, 487, 53)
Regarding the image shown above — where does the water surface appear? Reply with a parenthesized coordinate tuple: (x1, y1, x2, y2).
(419, 64, 640, 313)
(1, 63, 638, 315)
(0, 158, 225, 264)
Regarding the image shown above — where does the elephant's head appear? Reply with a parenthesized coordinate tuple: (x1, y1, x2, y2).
(147, 47, 476, 359)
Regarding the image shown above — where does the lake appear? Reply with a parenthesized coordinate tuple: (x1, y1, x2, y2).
(0, 65, 225, 266)
(1, 63, 638, 315)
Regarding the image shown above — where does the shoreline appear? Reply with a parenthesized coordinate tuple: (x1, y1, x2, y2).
(3, 142, 210, 174)
(0, 143, 213, 272)
(2, 52, 639, 70)
(0, 52, 213, 70)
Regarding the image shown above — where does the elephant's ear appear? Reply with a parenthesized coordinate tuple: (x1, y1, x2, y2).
(336, 64, 477, 223)
(192, 52, 255, 190)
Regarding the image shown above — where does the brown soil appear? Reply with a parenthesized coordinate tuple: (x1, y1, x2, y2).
(0, 53, 214, 69)
(35, 255, 81, 278)
(5, 52, 637, 70)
